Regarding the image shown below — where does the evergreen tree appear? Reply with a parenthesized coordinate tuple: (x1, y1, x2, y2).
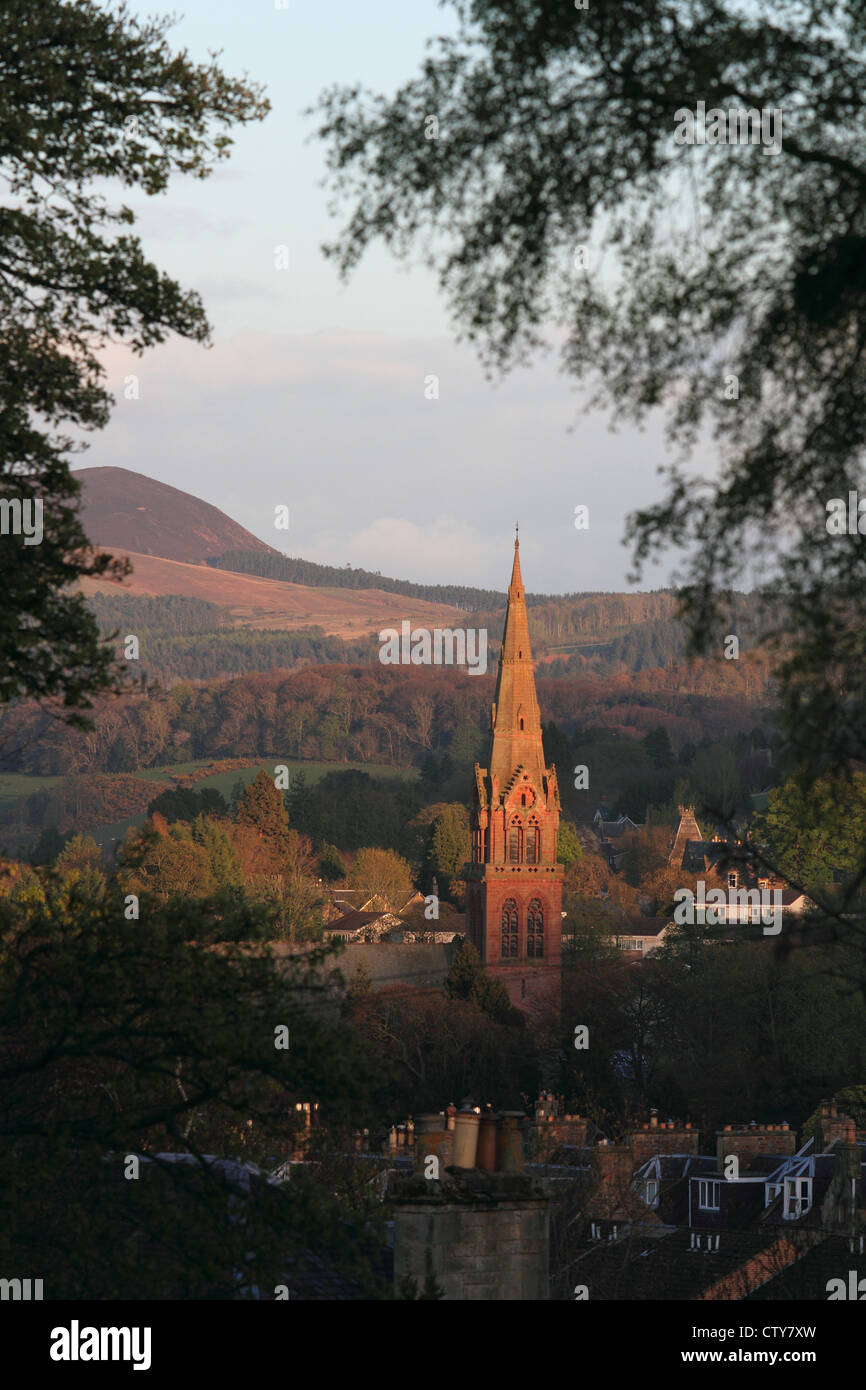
(318, 842, 348, 883)
(445, 940, 524, 1027)
(235, 770, 291, 850)
(642, 726, 675, 771)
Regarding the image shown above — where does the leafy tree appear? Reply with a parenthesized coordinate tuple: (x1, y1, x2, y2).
(191, 814, 243, 891)
(249, 830, 323, 944)
(349, 983, 536, 1112)
(117, 818, 216, 901)
(0, 1, 266, 718)
(422, 804, 469, 896)
(51, 833, 107, 905)
(347, 847, 415, 912)
(754, 771, 866, 891)
(289, 769, 425, 856)
(557, 820, 583, 868)
(0, 886, 390, 1297)
(312, 0, 866, 837)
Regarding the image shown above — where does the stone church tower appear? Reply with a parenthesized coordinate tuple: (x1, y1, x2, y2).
(466, 537, 563, 1010)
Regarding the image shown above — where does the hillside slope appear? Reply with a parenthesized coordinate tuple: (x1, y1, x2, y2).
(80, 551, 466, 637)
(75, 466, 279, 564)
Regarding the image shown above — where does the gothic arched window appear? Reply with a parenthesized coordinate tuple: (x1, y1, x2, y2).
(527, 899, 544, 958)
(501, 898, 519, 958)
(526, 818, 540, 864)
(508, 819, 523, 862)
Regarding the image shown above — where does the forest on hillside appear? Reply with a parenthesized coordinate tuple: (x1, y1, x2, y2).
(84, 588, 762, 684)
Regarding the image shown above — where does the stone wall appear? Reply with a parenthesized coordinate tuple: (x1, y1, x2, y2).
(392, 1171, 550, 1301)
(271, 940, 456, 993)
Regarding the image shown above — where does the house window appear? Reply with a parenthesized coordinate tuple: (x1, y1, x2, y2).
(527, 899, 543, 958)
(765, 1183, 782, 1207)
(783, 1177, 811, 1220)
(618, 939, 642, 951)
(509, 821, 523, 862)
(501, 898, 518, 958)
(645, 1180, 659, 1206)
(697, 1180, 720, 1211)
(727, 871, 738, 889)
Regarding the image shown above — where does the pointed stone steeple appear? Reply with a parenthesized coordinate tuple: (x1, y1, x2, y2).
(488, 536, 546, 790)
(466, 535, 563, 1006)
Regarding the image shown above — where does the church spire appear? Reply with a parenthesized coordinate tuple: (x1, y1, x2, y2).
(488, 534, 545, 788)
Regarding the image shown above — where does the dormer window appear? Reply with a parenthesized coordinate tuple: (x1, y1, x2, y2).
(783, 1177, 811, 1220)
(697, 1180, 720, 1210)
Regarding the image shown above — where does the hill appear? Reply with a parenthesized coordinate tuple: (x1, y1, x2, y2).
(79, 551, 466, 639)
(74, 466, 279, 564)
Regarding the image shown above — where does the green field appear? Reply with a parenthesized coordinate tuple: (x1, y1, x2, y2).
(2, 758, 418, 847)
(149, 757, 418, 798)
(0, 773, 64, 811)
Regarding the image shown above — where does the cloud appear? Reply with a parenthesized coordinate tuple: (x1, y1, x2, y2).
(303, 515, 500, 586)
(78, 327, 685, 591)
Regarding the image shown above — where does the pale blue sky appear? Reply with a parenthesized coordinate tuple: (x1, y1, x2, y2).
(75, 0, 678, 593)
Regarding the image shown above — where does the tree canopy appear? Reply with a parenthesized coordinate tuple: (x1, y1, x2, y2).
(0, 1, 267, 718)
(312, 0, 866, 789)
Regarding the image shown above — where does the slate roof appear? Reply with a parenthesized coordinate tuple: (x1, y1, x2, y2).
(747, 1234, 866, 1300)
(562, 1224, 785, 1300)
